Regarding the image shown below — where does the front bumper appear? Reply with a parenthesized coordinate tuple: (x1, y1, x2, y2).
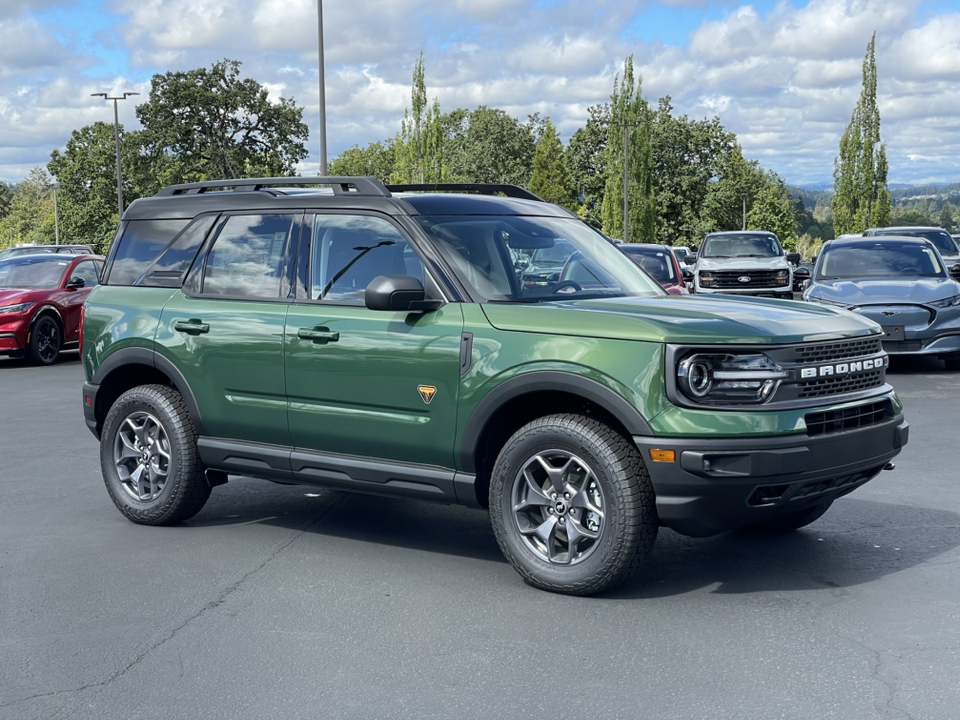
(634, 414, 908, 537)
(695, 286, 792, 299)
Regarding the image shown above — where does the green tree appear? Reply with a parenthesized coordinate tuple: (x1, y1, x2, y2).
(391, 54, 446, 183)
(0, 181, 14, 220)
(832, 33, 892, 234)
(443, 106, 536, 186)
(0, 167, 56, 247)
(528, 118, 575, 210)
(939, 202, 955, 232)
(601, 56, 655, 243)
(329, 140, 396, 182)
(48, 121, 140, 251)
(135, 58, 309, 192)
(567, 103, 609, 227)
(747, 171, 798, 249)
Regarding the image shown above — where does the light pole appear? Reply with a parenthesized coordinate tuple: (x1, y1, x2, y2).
(317, 0, 328, 176)
(91, 91, 139, 218)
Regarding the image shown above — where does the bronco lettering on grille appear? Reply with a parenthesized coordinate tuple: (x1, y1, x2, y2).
(800, 356, 887, 378)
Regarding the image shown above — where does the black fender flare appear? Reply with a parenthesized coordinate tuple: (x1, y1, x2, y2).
(28, 305, 64, 335)
(458, 371, 653, 472)
(92, 346, 208, 435)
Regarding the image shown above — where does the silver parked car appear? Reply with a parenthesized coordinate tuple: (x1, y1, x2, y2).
(804, 235, 960, 370)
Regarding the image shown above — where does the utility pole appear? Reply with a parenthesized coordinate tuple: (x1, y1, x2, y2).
(317, 0, 328, 176)
(742, 194, 747, 231)
(53, 185, 60, 245)
(91, 91, 139, 218)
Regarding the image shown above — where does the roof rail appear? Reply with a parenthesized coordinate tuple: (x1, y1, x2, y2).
(155, 177, 391, 197)
(386, 183, 544, 202)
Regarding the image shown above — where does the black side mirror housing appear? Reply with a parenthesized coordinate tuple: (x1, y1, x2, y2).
(681, 267, 694, 281)
(365, 275, 441, 312)
(793, 267, 811, 279)
(950, 263, 960, 279)
(683, 254, 697, 265)
(786, 252, 801, 266)
(66, 276, 86, 290)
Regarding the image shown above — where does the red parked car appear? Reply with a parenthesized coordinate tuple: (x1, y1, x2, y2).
(0, 253, 105, 365)
(619, 243, 690, 294)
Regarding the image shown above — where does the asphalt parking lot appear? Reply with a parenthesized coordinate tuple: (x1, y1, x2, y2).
(2, 350, 959, 720)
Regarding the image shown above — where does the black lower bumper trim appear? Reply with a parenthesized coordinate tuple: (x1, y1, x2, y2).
(634, 415, 907, 537)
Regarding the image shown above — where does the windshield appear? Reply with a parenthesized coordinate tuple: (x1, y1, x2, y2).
(416, 215, 664, 302)
(621, 246, 677, 283)
(701, 234, 782, 259)
(816, 242, 945, 279)
(0, 256, 71, 288)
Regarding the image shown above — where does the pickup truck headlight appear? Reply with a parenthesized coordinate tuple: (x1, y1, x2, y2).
(0, 302, 35, 316)
(698, 271, 714, 286)
(929, 294, 960, 309)
(774, 269, 789, 286)
(677, 352, 787, 404)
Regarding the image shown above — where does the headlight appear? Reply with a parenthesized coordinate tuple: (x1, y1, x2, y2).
(677, 352, 787, 404)
(698, 271, 715, 286)
(929, 295, 960, 308)
(0, 302, 34, 316)
(774, 269, 789, 286)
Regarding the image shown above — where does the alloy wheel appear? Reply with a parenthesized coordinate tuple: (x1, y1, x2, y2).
(113, 411, 171, 502)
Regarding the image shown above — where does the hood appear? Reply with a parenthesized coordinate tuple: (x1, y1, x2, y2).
(808, 277, 960, 306)
(696, 255, 790, 272)
(481, 294, 879, 345)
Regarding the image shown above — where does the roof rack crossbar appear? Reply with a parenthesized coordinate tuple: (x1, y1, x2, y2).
(386, 183, 544, 202)
(155, 177, 391, 198)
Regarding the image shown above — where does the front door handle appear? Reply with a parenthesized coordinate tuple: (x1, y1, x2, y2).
(174, 319, 210, 335)
(297, 326, 340, 344)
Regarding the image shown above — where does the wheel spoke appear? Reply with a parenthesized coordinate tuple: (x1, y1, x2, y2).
(148, 462, 167, 497)
(129, 464, 148, 499)
(514, 469, 552, 511)
(117, 433, 140, 461)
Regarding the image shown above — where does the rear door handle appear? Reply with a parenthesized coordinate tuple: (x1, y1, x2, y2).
(297, 327, 339, 344)
(174, 319, 210, 335)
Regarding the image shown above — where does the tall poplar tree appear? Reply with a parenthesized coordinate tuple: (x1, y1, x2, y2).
(601, 56, 655, 243)
(392, 53, 446, 183)
(832, 33, 892, 234)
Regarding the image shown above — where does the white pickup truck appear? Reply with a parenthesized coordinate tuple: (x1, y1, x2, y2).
(686, 231, 797, 299)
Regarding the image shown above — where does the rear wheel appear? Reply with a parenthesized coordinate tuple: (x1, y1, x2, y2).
(747, 499, 833, 534)
(489, 414, 658, 596)
(28, 315, 61, 365)
(100, 384, 211, 525)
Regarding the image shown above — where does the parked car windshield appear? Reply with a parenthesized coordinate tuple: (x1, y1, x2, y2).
(701, 234, 782, 259)
(817, 241, 945, 279)
(416, 215, 664, 302)
(0, 256, 72, 288)
(621, 246, 677, 283)
(875, 229, 958, 257)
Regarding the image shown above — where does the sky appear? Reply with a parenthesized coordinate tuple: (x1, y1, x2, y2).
(1, 0, 959, 188)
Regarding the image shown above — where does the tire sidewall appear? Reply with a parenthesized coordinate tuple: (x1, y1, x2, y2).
(29, 316, 61, 365)
(100, 387, 188, 522)
(490, 417, 650, 594)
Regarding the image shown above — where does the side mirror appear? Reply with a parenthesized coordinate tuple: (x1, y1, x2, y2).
(66, 276, 86, 290)
(683, 254, 697, 265)
(950, 264, 960, 279)
(793, 267, 811, 280)
(365, 274, 441, 312)
(681, 267, 694, 281)
(786, 252, 801, 266)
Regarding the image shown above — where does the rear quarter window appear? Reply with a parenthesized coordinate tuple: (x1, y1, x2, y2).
(106, 219, 191, 285)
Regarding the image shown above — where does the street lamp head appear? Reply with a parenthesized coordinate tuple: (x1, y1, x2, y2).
(90, 92, 107, 98)
(123, 92, 140, 99)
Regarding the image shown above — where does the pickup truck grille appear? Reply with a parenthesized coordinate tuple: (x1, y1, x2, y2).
(709, 270, 783, 289)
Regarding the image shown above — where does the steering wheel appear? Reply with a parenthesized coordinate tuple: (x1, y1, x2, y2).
(899, 266, 920, 275)
(552, 280, 582, 294)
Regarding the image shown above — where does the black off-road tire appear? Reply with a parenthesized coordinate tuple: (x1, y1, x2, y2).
(100, 384, 211, 525)
(489, 414, 659, 596)
(747, 499, 833, 534)
(27, 315, 62, 365)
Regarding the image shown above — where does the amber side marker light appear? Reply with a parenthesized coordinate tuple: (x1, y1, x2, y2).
(650, 449, 676, 463)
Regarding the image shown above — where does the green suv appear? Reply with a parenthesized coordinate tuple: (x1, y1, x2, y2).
(81, 178, 908, 595)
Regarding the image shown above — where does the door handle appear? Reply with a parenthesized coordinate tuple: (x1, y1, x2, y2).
(174, 319, 210, 335)
(297, 326, 340, 344)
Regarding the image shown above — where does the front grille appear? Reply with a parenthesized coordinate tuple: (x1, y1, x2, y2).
(794, 337, 883, 364)
(709, 270, 784, 289)
(883, 340, 923, 353)
(797, 369, 885, 398)
(804, 400, 890, 436)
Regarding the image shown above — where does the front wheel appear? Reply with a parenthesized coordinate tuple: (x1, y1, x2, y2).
(28, 315, 61, 365)
(100, 384, 211, 525)
(489, 414, 658, 596)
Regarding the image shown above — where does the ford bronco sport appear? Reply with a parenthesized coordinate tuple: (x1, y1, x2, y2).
(81, 178, 908, 595)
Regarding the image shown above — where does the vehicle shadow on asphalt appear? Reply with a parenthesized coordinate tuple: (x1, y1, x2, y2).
(609, 497, 960, 599)
(191, 484, 958, 597)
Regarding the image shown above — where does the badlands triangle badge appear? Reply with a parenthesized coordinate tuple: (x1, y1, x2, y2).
(417, 385, 437, 404)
